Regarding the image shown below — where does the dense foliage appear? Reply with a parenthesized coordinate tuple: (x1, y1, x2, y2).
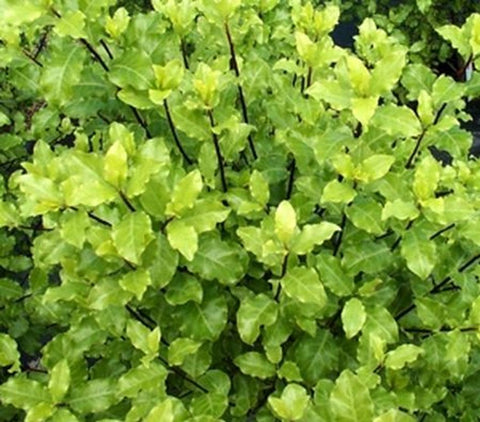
(2, 0, 480, 420)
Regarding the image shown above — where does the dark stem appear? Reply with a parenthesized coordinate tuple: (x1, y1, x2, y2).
(129, 106, 152, 138)
(163, 99, 192, 164)
(333, 214, 347, 257)
(180, 37, 190, 70)
(32, 29, 49, 60)
(285, 158, 296, 200)
(100, 39, 113, 60)
(207, 109, 227, 192)
(429, 223, 455, 240)
(405, 130, 425, 169)
(119, 191, 136, 212)
(87, 211, 112, 227)
(305, 66, 313, 91)
(79, 38, 109, 72)
(224, 22, 257, 160)
(22, 50, 43, 67)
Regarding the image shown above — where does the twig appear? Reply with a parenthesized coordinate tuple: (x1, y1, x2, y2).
(333, 214, 347, 257)
(163, 99, 192, 164)
(224, 22, 257, 160)
(285, 158, 296, 200)
(119, 191, 136, 212)
(429, 223, 455, 240)
(207, 109, 227, 192)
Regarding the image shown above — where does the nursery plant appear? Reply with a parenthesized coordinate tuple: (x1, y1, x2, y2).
(1, 0, 480, 421)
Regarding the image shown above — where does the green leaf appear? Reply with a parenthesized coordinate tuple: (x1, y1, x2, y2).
(291, 222, 340, 255)
(345, 196, 384, 235)
(268, 384, 310, 421)
(413, 155, 440, 200)
(166, 170, 203, 216)
(385, 344, 424, 370)
(119, 269, 151, 300)
(60, 210, 90, 249)
(374, 409, 416, 422)
(105, 7, 130, 39)
(356, 155, 395, 183)
(306, 81, 352, 110)
(168, 338, 202, 366)
(54, 11, 86, 39)
(178, 287, 228, 341)
(382, 200, 419, 221)
(351, 96, 378, 127)
(282, 267, 327, 308)
(88, 278, 131, 310)
(166, 219, 198, 261)
(237, 293, 278, 345)
(144, 398, 188, 422)
(330, 370, 374, 422)
(187, 233, 248, 285)
(316, 253, 354, 296)
(275, 200, 297, 244)
(250, 170, 270, 206)
(0, 376, 50, 410)
(370, 50, 407, 95)
(104, 140, 128, 188)
(322, 180, 357, 204)
(342, 298, 367, 339)
(165, 272, 203, 305)
(25, 402, 55, 422)
(118, 362, 167, 398)
(436, 24, 470, 58)
(144, 234, 179, 288)
(234, 352, 276, 379)
(48, 360, 70, 403)
(370, 105, 422, 137)
(109, 49, 154, 90)
(189, 392, 228, 418)
(363, 306, 398, 344)
(401, 63, 436, 100)
(400, 228, 436, 279)
(112, 212, 154, 264)
(0, 334, 20, 372)
(179, 199, 230, 234)
(126, 320, 160, 356)
(68, 379, 117, 413)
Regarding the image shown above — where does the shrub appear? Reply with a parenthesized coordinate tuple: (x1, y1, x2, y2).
(1, 0, 480, 420)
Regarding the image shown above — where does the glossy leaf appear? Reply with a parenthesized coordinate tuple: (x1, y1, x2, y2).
(268, 384, 310, 421)
(281, 267, 326, 308)
(342, 298, 367, 339)
(237, 294, 278, 345)
(234, 352, 276, 380)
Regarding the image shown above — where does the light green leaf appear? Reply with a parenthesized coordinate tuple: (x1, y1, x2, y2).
(60, 210, 90, 249)
(187, 233, 248, 285)
(165, 272, 203, 305)
(153, 59, 184, 91)
(400, 229, 436, 279)
(370, 50, 407, 95)
(316, 253, 354, 296)
(237, 294, 278, 345)
(345, 196, 384, 235)
(190, 392, 228, 418)
(112, 211, 154, 264)
(25, 402, 55, 422)
(342, 298, 367, 339)
(268, 383, 310, 421)
(436, 24, 470, 58)
(166, 170, 203, 216)
(0, 376, 50, 410)
(234, 352, 276, 379)
(88, 278, 132, 310)
(356, 155, 395, 183)
(104, 140, 128, 188)
(352, 96, 378, 127)
(322, 180, 357, 204)
(370, 105, 422, 137)
(250, 170, 270, 205)
(374, 409, 416, 422)
(68, 379, 117, 413)
(382, 200, 419, 221)
(48, 359, 70, 403)
(0, 333, 20, 372)
(330, 370, 374, 422)
(144, 398, 188, 422)
(275, 200, 297, 244)
(55, 11, 86, 39)
(126, 320, 160, 356)
(282, 267, 326, 308)
(166, 219, 198, 261)
(179, 287, 228, 341)
(179, 199, 230, 234)
(306, 81, 352, 110)
(363, 306, 398, 344)
(109, 49, 154, 90)
(413, 155, 440, 200)
(385, 344, 424, 370)
(168, 338, 202, 366)
(119, 269, 151, 300)
(118, 362, 167, 398)
(291, 222, 340, 255)
(105, 7, 130, 39)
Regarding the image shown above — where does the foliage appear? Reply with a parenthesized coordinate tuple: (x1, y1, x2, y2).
(1, 0, 480, 421)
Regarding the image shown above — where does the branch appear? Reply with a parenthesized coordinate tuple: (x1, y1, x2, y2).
(79, 38, 109, 72)
(163, 99, 192, 164)
(285, 158, 296, 200)
(180, 38, 190, 70)
(429, 223, 455, 240)
(207, 109, 227, 192)
(119, 191, 136, 212)
(224, 22, 257, 160)
(333, 214, 347, 257)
